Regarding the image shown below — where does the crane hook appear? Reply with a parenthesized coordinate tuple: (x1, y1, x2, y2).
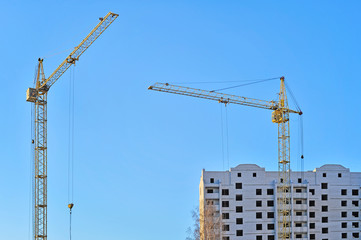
(68, 203, 74, 213)
(68, 203, 74, 240)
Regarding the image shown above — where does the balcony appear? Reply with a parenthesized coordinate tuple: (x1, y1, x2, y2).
(293, 216, 308, 222)
(204, 182, 220, 188)
(205, 192, 219, 199)
(294, 204, 308, 210)
(293, 227, 308, 233)
(293, 193, 307, 199)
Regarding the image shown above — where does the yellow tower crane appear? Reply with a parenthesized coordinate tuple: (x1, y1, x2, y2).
(26, 12, 118, 240)
(148, 77, 302, 240)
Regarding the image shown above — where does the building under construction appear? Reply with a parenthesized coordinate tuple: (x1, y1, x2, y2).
(200, 164, 361, 240)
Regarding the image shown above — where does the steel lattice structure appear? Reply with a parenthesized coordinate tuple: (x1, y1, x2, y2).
(276, 79, 292, 239)
(27, 12, 118, 240)
(34, 61, 48, 240)
(149, 77, 302, 240)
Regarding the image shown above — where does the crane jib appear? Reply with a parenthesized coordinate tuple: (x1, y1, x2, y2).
(148, 82, 300, 114)
(40, 12, 119, 90)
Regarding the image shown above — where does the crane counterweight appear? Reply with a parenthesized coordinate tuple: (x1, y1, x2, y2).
(26, 88, 37, 102)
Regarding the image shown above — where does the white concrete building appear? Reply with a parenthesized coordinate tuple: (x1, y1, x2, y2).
(199, 164, 361, 240)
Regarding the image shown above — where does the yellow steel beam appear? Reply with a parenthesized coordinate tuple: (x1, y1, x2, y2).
(39, 12, 119, 90)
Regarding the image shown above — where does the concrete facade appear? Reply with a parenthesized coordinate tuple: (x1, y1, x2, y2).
(199, 164, 361, 240)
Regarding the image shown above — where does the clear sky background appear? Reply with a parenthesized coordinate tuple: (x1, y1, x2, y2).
(1, 1, 360, 240)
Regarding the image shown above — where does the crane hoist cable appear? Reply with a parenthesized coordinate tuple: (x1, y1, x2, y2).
(29, 104, 34, 240)
(299, 114, 304, 180)
(219, 104, 230, 171)
(68, 203, 74, 240)
(284, 81, 304, 174)
(67, 65, 76, 240)
(284, 81, 304, 181)
(29, 69, 37, 240)
(225, 106, 230, 170)
(220, 104, 225, 170)
(220, 104, 231, 185)
(68, 65, 75, 203)
(214, 77, 281, 170)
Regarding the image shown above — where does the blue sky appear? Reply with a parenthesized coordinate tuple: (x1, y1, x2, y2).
(0, 1, 360, 240)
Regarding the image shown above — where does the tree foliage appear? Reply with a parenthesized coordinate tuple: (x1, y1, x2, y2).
(186, 203, 221, 240)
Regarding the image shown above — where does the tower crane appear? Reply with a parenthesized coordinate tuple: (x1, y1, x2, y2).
(26, 12, 118, 240)
(148, 77, 302, 240)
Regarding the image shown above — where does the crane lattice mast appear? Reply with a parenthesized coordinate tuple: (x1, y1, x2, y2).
(148, 77, 302, 240)
(26, 12, 118, 240)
